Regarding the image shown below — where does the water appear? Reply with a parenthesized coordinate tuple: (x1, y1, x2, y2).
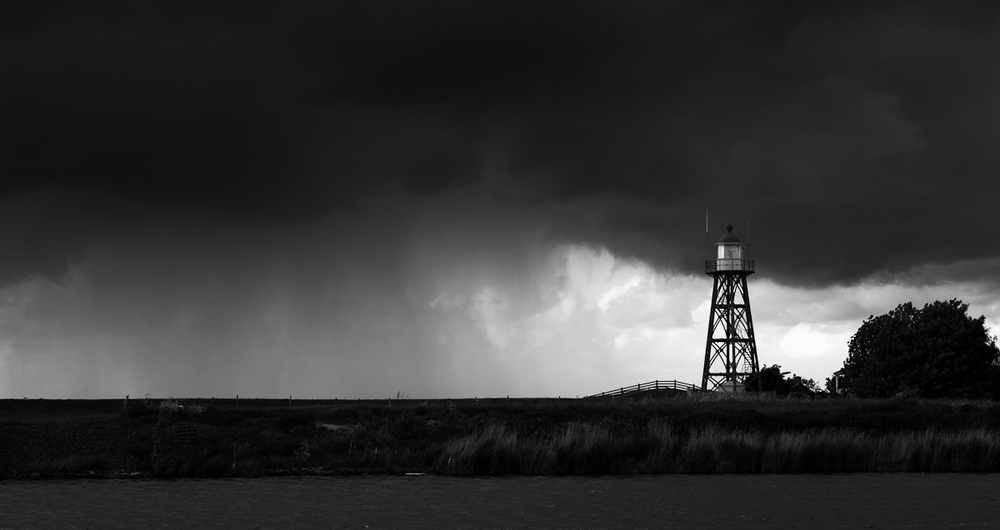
(1, 474, 997, 529)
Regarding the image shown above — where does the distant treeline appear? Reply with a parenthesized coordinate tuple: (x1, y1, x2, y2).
(2, 395, 999, 479)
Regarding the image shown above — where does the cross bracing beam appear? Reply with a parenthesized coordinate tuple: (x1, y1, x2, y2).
(702, 271, 760, 392)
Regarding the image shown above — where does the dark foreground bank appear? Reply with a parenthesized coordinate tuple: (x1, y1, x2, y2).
(1, 395, 999, 478)
(4, 474, 1000, 529)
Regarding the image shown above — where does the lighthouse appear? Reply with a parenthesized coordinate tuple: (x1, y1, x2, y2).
(703, 223, 761, 392)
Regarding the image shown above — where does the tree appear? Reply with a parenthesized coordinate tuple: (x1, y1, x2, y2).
(747, 364, 818, 395)
(796, 377, 821, 393)
(842, 299, 1000, 399)
(753, 364, 791, 393)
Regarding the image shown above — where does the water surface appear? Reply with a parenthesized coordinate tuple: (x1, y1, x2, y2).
(1, 474, 997, 529)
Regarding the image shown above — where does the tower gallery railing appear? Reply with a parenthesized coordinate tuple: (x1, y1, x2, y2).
(705, 259, 755, 273)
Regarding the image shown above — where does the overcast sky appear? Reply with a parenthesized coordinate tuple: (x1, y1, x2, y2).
(2, 1, 1000, 398)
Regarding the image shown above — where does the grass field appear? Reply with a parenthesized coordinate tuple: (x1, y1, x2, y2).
(1, 394, 998, 478)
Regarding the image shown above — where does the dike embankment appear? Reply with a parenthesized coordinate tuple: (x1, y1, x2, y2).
(2, 395, 1000, 479)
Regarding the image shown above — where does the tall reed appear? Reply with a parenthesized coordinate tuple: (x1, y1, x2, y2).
(435, 420, 1000, 475)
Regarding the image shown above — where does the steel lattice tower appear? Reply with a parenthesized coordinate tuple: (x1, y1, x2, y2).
(702, 223, 760, 392)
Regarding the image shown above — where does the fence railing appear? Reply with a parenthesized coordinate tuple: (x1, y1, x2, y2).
(584, 379, 700, 398)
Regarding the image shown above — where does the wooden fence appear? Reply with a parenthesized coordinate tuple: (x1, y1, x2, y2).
(584, 379, 700, 398)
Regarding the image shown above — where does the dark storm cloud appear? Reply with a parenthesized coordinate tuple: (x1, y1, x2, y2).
(0, 12, 321, 211)
(1, 1, 999, 287)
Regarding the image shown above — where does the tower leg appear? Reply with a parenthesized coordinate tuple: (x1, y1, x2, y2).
(701, 275, 721, 391)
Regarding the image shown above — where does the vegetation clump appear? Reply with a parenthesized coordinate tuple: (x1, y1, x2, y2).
(2, 395, 1000, 479)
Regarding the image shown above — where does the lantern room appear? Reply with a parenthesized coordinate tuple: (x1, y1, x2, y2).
(711, 224, 752, 272)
